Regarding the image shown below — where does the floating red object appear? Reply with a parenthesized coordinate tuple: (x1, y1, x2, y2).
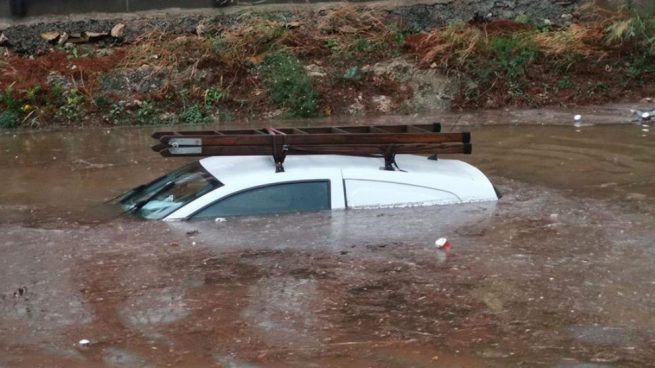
(435, 237, 452, 250)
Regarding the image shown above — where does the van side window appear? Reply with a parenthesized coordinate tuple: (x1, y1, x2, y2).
(192, 181, 330, 219)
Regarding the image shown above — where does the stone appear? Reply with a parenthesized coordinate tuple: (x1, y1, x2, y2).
(304, 64, 326, 78)
(84, 31, 109, 39)
(367, 58, 454, 112)
(111, 23, 126, 38)
(0, 33, 8, 46)
(194, 21, 223, 37)
(47, 71, 75, 90)
(40, 31, 60, 42)
(195, 23, 207, 36)
(348, 100, 365, 115)
(501, 10, 515, 19)
(58, 32, 69, 45)
(372, 95, 392, 113)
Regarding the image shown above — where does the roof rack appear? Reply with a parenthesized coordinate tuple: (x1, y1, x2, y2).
(152, 123, 472, 172)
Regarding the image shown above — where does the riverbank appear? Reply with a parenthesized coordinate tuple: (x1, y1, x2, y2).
(0, 1, 654, 129)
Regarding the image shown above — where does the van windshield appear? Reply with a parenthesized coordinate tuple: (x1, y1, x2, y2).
(119, 162, 222, 220)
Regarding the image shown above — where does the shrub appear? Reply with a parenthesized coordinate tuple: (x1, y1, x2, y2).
(57, 89, 85, 122)
(136, 101, 157, 125)
(259, 50, 319, 117)
(1, 87, 19, 111)
(0, 111, 20, 129)
(107, 103, 126, 125)
(94, 95, 112, 110)
(204, 87, 224, 107)
(181, 104, 207, 125)
(605, 13, 655, 53)
(487, 35, 539, 82)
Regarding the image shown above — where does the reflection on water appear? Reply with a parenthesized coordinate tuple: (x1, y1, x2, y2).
(1, 112, 654, 367)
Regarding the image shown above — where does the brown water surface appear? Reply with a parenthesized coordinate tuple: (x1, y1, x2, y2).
(1, 112, 654, 367)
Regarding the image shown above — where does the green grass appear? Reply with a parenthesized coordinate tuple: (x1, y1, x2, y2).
(181, 104, 208, 125)
(488, 35, 539, 83)
(136, 101, 157, 125)
(1, 87, 19, 111)
(204, 87, 225, 107)
(1, 86, 23, 129)
(0, 111, 20, 129)
(56, 89, 85, 122)
(107, 103, 125, 125)
(258, 50, 319, 118)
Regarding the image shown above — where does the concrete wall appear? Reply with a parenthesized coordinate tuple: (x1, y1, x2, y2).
(4, 0, 649, 24)
(1, 0, 216, 18)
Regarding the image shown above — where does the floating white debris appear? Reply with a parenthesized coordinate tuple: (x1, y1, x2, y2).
(435, 237, 452, 250)
(573, 115, 583, 129)
(631, 109, 654, 122)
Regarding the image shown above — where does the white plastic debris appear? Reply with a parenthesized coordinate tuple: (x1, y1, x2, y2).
(435, 237, 452, 250)
(630, 109, 654, 122)
(573, 115, 583, 132)
(214, 217, 226, 223)
(78, 339, 91, 347)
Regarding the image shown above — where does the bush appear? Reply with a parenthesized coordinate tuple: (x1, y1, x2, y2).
(488, 35, 539, 82)
(259, 50, 319, 117)
(107, 103, 126, 125)
(0, 111, 20, 129)
(1, 87, 19, 111)
(204, 87, 224, 107)
(57, 89, 85, 122)
(605, 13, 655, 53)
(136, 101, 157, 125)
(181, 104, 207, 125)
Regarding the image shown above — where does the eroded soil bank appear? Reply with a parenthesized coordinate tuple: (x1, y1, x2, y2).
(1, 0, 654, 129)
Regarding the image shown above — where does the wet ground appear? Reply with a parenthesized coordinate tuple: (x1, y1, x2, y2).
(1, 107, 655, 367)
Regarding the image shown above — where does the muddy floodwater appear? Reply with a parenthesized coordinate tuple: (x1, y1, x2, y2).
(1, 110, 655, 367)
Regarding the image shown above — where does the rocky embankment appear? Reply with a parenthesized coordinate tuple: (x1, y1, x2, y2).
(1, 0, 653, 128)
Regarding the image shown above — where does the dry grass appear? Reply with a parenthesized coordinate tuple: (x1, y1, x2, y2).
(533, 24, 598, 57)
(121, 29, 181, 70)
(316, 5, 388, 36)
(407, 24, 485, 67)
(210, 16, 288, 66)
(315, 5, 398, 56)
